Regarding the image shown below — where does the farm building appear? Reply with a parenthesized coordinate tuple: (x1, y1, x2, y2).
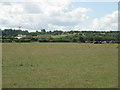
(37, 35, 51, 38)
(15, 34, 27, 39)
(15, 34, 32, 39)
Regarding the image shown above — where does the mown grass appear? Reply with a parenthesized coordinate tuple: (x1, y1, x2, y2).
(2, 43, 118, 88)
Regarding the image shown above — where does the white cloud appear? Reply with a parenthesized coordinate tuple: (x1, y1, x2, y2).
(48, 24, 82, 30)
(0, 0, 118, 2)
(92, 11, 118, 31)
(0, 0, 91, 31)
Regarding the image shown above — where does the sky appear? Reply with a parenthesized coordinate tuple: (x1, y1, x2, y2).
(0, 0, 118, 31)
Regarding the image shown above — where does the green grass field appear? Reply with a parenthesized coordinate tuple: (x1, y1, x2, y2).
(51, 35, 68, 38)
(2, 43, 118, 88)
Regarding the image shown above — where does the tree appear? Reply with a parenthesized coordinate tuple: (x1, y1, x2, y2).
(78, 36, 85, 43)
(41, 29, 46, 33)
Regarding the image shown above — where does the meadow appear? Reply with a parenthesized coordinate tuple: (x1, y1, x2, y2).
(2, 43, 118, 88)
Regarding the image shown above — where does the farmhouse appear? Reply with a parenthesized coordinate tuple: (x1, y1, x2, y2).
(15, 34, 27, 39)
(37, 35, 51, 38)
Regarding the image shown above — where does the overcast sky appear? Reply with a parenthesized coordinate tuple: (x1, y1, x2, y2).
(0, 0, 118, 31)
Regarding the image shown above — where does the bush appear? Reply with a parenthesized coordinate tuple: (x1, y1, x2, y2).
(20, 39, 31, 42)
(14, 39, 31, 42)
(39, 38, 48, 42)
(3, 39, 12, 42)
(13, 39, 19, 42)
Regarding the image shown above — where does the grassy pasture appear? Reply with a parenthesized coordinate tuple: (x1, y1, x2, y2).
(2, 43, 118, 88)
(51, 35, 67, 38)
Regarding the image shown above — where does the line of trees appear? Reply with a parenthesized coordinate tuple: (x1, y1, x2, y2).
(1, 29, 120, 43)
